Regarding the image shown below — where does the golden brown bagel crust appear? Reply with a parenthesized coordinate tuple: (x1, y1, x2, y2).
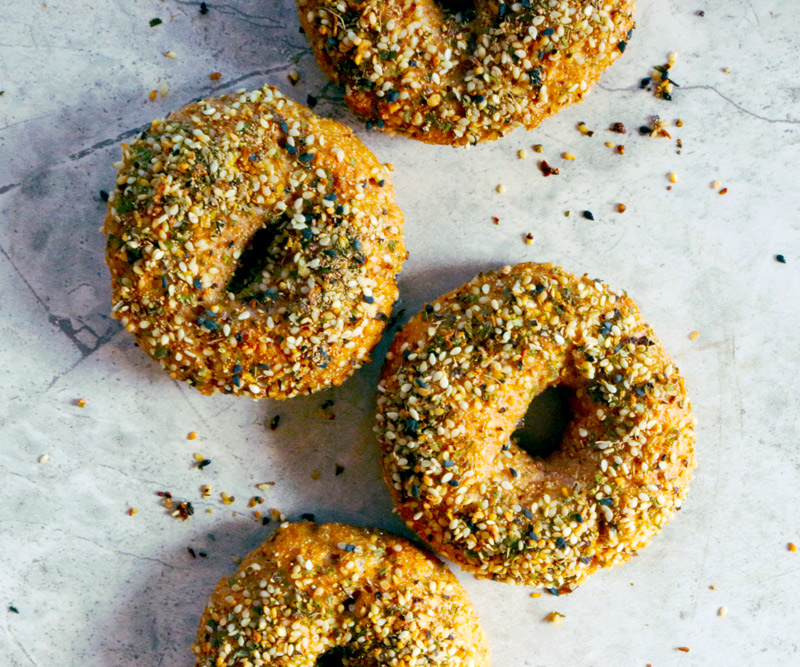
(104, 85, 405, 399)
(297, 0, 635, 145)
(376, 263, 695, 592)
(192, 522, 490, 666)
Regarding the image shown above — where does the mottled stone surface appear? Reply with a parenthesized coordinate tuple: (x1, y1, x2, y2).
(1, 1, 798, 665)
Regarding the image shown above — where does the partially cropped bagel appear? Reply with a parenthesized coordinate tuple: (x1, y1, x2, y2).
(376, 263, 695, 592)
(192, 522, 490, 666)
(104, 84, 405, 399)
(298, 0, 635, 145)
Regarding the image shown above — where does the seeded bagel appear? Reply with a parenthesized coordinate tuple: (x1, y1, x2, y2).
(376, 263, 695, 592)
(192, 522, 490, 666)
(104, 85, 405, 399)
(297, 0, 635, 145)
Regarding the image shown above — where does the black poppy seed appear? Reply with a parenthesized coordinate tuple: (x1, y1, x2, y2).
(543, 27, 554, 36)
(8, 605, 19, 614)
(776, 254, 787, 264)
(546, 587, 560, 596)
(286, 144, 296, 155)
(376, 119, 385, 129)
(448, 479, 459, 487)
(335, 464, 345, 475)
(618, 40, 627, 53)
(233, 364, 242, 374)
(306, 94, 318, 108)
(443, 460, 455, 468)
(363, 295, 375, 304)
(99, 190, 109, 201)
(298, 152, 314, 163)
(386, 90, 399, 102)
(188, 547, 197, 558)
(279, 121, 289, 133)
(598, 498, 614, 507)
(199, 2, 208, 14)
(523, 508, 533, 519)
(193, 277, 202, 289)
(345, 544, 356, 552)
(510, 467, 519, 478)
(269, 415, 280, 430)
(366, 121, 374, 130)
(582, 210, 595, 221)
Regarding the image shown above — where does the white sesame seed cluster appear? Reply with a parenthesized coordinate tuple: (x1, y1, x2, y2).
(104, 85, 406, 399)
(298, 0, 635, 145)
(192, 522, 491, 667)
(376, 263, 695, 592)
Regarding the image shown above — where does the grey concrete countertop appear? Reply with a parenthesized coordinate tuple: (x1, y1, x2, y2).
(1, 1, 798, 665)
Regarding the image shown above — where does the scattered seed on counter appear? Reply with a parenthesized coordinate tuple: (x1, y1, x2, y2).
(538, 160, 559, 176)
(517, 149, 527, 160)
(288, 70, 299, 85)
(76, 398, 86, 408)
(545, 612, 564, 625)
(128, 507, 138, 516)
(718, 606, 728, 617)
(199, 2, 208, 14)
(38, 453, 50, 464)
(221, 492, 235, 506)
(719, 187, 728, 195)
(149, 18, 162, 27)
(491, 216, 500, 225)
(8, 605, 20, 614)
(187, 431, 198, 441)
(617, 203, 627, 213)
(496, 184, 506, 194)
(616, 145, 625, 155)
(582, 210, 595, 220)
(532, 144, 543, 153)
(164, 50, 177, 58)
(335, 464, 345, 475)
(776, 255, 787, 264)
(99, 190, 109, 201)
(158, 83, 168, 97)
(789, 542, 797, 552)
(249, 496, 265, 508)
(524, 233, 534, 246)
(188, 547, 197, 559)
(209, 72, 221, 80)
(669, 172, 678, 183)
(577, 122, 594, 136)
(690, 331, 700, 340)
(610, 122, 626, 133)
(148, 90, 157, 101)
(256, 482, 275, 491)
(712, 180, 722, 189)
(677, 647, 690, 653)
(201, 485, 211, 498)
(269, 415, 281, 431)
(562, 152, 576, 161)
(311, 469, 321, 480)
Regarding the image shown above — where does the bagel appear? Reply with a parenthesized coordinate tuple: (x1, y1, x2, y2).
(297, 0, 635, 145)
(192, 522, 490, 666)
(376, 263, 694, 592)
(103, 85, 405, 399)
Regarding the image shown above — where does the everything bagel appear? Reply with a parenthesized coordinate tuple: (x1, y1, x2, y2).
(376, 263, 694, 592)
(192, 522, 490, 666)
(104, 85, 405, 399)
(298, 0, 635, 145)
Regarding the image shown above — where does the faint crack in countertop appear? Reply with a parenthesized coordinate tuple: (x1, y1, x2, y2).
(598, 83, 800, 125)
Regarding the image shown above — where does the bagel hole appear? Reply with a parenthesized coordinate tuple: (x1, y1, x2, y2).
(316, 647, 347, 666)
(511, 386, 573, 460)
(225, 221, 283, 295)
(435, 0, 477, 21)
